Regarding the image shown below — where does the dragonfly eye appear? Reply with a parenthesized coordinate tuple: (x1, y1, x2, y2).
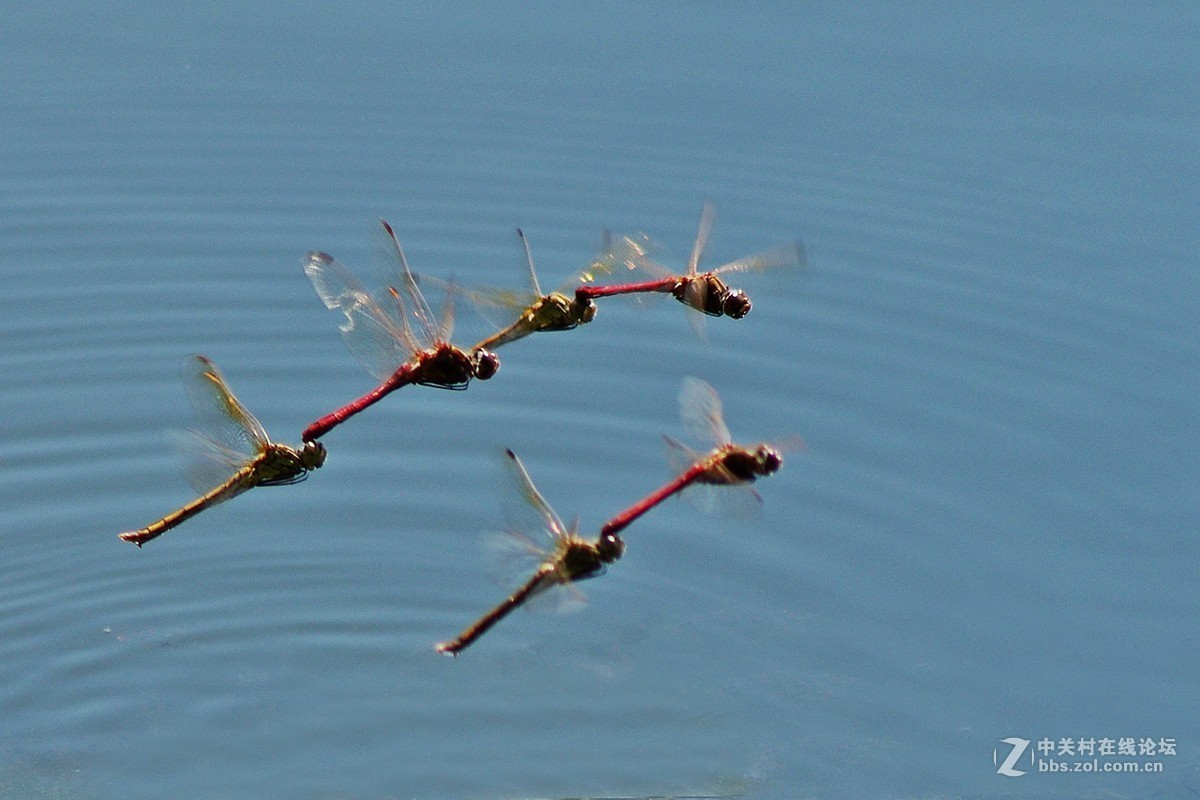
(723, 290, 752, 319)
(597, 532, 625, 563)
(575, 298, 597, 324)
(301, 441, 328, 469)
(472, 349, 500, 380)
(756, 446, 783, 474)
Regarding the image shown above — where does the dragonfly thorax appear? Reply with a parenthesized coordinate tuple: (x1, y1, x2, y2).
(414, 345, 478, 388)
(558, 539, 607, 581)
(715, 444, 783, 482)
(528, 293, 590, 332)
(673, 274, 739, 317)
(256, 442, 324, 485)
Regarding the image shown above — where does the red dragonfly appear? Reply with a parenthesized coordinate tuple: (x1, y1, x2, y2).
(435, 449, 625, 656)
(600, 377, 790, 538)
(302, 220, 500, 441)
(575, 201, 805, 328)
(120, 355, 327, 547)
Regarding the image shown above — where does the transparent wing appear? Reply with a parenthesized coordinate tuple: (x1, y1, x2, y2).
(304, 251, 416, 381)
(377, 219, 441, 347)
(678, 279, 714, 341)
(437, 279, 459, 344)
(304, 249, 370, 309)
(687, 200, 717, 276)
(679, 376, 733, 447)
(687, 478, 765, 520)
(501, 449, 570, 547)
(484, 527, 553, 587)
(579, 232, 669, 283)
(170, 429, 254, 495)
(517, 228, 543, 298)
(414, 226, 547, 314)
(773, 434, 808, 455)
(524, 572, 590, 615)
(662, 433, 704, 479)
(712, 239, 808, 277)
(180, 355, 269, 459)
(417, 273, 535, 313)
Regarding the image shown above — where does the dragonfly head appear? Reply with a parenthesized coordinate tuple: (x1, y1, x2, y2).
(596, 531, 625, 564)
(753, 444, 783, 476)
(721, 288, 752, 319)
(300, 440, 328, 470)
(572, 296, 598, 325)
(471, 348, 500, 380)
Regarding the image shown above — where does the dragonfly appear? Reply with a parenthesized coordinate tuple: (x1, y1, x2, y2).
(466, 228, 602, 352)
(119, 355, 327, 547)
(575, 201, 805, 328)
(301, 219, 501, 441)
(435, 449, 625, 656)
(599, 377, 789, 538)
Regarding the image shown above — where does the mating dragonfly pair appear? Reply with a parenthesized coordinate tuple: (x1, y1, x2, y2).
(435, 377, 794, 655)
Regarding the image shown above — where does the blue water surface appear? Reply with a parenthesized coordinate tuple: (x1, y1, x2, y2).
(0, 4, 1196, 799)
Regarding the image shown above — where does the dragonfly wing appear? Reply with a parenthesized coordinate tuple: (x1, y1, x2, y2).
(686, 305, 710, 342)
(484, 527, 552, 589)
(678, 376, 733, 447)
(714, 239, 808, 277)
(662, 433, 705, 479)
(304, 251, 413, 381)
(690, 479, 765, 520)
(414, 272, 535, 347)
(522, 574, 589, 615)
(438, 280, 458, 344)
(171, 429, 255, 495)
(517, 228, 543, 297)
(304, 250, 371, 310)
(180, 356, 269, 457)
(676, 279, 713, 340)
(342, 291, 415, 382)
(687, 200, 717, 276)
(501, 449, 571, 550)
(579, 233, 667, 283)
(418, 273, 533, 312)
(377, 219, 440, 347)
